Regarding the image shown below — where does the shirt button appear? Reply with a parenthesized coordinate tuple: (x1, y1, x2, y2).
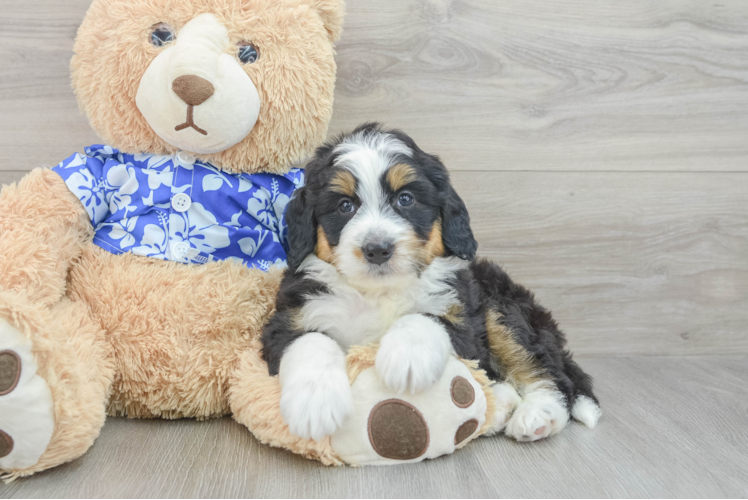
(172, 242, 190, 260)
(172, 193, 192, 212)
(177, 151, 196, 164)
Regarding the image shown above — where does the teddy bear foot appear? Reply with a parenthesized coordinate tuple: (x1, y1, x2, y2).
(331, 356, 488, 465)
(0, 319, 54, 471)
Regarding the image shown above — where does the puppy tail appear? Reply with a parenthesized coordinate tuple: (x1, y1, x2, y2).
(562, 354, 602, 428)
(571, 395, 602, 429)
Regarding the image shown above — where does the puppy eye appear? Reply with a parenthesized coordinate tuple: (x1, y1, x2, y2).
(238, 43, 259, 64)
(397, 193, 415, 207)
(150, 23, 175, 47)
(338, 199, 355, 214)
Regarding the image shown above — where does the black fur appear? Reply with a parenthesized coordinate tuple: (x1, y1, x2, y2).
(261, 269, 329, 375)
(285, 187, 317, 271)
(468, 258, 598, 407)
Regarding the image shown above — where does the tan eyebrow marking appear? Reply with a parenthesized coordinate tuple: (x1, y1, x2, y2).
(386, 163, 417, 191)
(330, 170, 356, 197)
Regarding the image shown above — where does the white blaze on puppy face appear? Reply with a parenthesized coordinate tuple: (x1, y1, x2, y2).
(331, 132, 419, 288)
(136, 13, 260, 154)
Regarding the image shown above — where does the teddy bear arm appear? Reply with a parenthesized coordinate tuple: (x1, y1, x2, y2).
(0, 168, 93, 308)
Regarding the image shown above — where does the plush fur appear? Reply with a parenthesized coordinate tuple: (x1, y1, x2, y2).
(261, 124, 600, 443)
(0, 0, 343, 479)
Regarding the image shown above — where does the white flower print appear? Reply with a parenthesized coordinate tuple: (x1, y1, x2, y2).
(238, 176, 253, 193)
(202, 172, 234, 192)
(66, 168, 108, 225)
(131, 223, 168, 258)
(254, 258, 287, 271)
(54, 149, 303, 270)
(239, 224, 279, 257)
(133, 153, 171, 170)
(169, 202, 230, 254)
(144, 168, 173, 191)
(247, 180, 289, 232)
(61, 153, 87, 170)
(104, 163, 139, 215)
(106, 216, 139, 249)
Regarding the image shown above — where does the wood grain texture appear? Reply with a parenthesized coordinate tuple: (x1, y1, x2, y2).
(331, 0, 748, 172)
(2, 356, 747, 498)
(2, 0, 748, 172)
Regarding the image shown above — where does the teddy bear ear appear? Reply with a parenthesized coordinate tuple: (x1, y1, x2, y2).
(301, 0, 345, 42)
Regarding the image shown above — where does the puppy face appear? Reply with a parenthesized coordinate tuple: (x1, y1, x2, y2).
(285, 123, 478, 289)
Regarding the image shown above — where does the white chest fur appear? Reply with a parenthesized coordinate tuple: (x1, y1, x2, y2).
(295, 256, 467, 350)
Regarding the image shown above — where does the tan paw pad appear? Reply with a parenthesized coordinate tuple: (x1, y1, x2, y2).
(450, 376, 475, 408)
(0, 430, 13, 458)
(0, 350, 22, 396)
(455, 418, 479, 445)
(368, 399, 429, 460)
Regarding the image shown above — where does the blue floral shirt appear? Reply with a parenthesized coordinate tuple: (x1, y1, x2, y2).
(52, 145, 304, 270)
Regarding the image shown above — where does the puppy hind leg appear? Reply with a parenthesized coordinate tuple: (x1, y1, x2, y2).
(504, 380, 569, 442)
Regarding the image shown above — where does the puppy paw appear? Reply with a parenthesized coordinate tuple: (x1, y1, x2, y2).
(486, 381, 522, 435)
(279, 333, 353, 441)
(505, 387, 568, 442)
(280, 370, 353, 441)
(376, 314, 452, 394)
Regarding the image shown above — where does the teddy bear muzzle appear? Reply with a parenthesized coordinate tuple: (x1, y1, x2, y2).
(136, 13, 261, 155)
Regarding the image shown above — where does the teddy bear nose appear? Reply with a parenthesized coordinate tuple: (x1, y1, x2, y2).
(172, 75, 215, 106)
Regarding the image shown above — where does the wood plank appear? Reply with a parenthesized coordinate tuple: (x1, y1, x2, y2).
(452, 171, 748, 356)
(2, 356, 747, 498)
(0, 0, 106, 172)
(330, 0, 748, 172)
(2, 0, 748, 172)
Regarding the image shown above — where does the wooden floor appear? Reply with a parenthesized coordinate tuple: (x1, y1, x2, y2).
(2, 356, 747, 498)
(1, 0, 747, 497)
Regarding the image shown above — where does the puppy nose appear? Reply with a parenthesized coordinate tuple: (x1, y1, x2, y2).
(172, 75, 215, 106)
(363, 243, 394, 265)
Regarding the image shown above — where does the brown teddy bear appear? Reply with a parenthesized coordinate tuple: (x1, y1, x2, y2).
(0, 0, 344, 479)
(0, 0, 495, 478)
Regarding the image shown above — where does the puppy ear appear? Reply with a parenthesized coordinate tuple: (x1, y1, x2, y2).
(442, 186, 478, 261)
(285, 187, 317, 270)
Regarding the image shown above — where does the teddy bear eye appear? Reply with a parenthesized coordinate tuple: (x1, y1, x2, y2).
(150, 23, 175, 47)
(237, 43, 259, 64)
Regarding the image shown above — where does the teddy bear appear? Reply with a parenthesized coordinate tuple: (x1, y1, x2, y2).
(0, 0, 493, 478)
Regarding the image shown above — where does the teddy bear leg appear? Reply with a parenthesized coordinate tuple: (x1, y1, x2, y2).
(0, 294, 114, 480)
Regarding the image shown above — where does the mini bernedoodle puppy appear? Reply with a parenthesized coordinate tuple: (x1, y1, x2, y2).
(261, 123, 601, 442)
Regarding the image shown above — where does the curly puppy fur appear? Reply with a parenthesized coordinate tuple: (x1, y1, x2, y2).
(262, 124, 600, 442)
